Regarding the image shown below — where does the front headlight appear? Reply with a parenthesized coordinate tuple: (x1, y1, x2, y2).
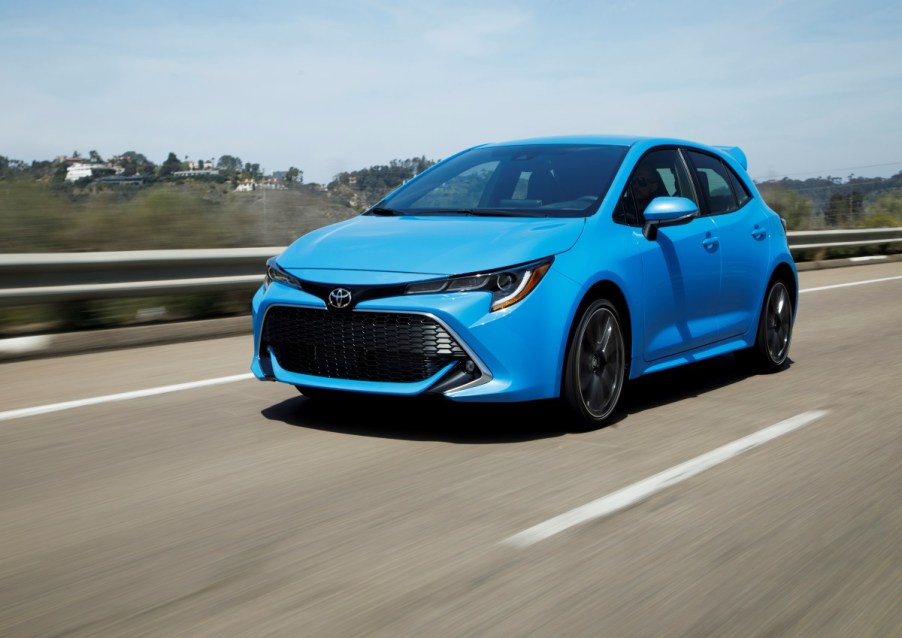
(405, 257, 553, 312)
(264, 257, 302, 290)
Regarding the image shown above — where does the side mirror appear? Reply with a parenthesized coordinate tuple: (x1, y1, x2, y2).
(642, 197, 699, 240)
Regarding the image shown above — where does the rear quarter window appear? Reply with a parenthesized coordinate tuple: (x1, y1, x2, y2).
(686, 150, 751, 215)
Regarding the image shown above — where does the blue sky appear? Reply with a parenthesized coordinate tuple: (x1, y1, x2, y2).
(2, 0, 901, 184)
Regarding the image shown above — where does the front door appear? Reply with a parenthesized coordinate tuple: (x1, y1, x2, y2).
(640, 216, 722, 361)
(623, 148, 724, 362)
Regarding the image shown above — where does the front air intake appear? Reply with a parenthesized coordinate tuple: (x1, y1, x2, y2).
(261, 306, 468, 383)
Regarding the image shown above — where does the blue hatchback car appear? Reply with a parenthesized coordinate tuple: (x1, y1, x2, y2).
(251, 136, 797, 428)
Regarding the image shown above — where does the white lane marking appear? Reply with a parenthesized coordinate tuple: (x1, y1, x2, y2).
(0, 335, 52, 355)
(502, 410, 830, 548)
(0, 373, 255, 422)
(849, 256, 887, 262)
(801, 275, 902, 293)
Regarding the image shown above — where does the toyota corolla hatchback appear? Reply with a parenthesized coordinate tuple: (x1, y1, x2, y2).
(251, 135, 797, 428)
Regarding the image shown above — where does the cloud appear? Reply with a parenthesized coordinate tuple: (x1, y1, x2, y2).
(1, 0, 901, 184)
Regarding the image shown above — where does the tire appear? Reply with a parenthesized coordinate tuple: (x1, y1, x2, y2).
(746, 279, 793, 372)
(563, 299, 627, 430)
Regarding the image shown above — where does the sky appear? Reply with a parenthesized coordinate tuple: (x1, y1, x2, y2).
(2, 0, 901, 185)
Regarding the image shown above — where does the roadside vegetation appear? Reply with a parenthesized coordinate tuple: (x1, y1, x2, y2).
(0, 152, 436, 252)
(756, 173, 902, 230)
(1, 151, 900, 254)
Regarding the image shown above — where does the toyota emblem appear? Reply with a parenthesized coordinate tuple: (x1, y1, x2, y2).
(328, 288, 352, 309)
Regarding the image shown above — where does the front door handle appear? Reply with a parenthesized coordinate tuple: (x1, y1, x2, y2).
(702, 235, 719, 251)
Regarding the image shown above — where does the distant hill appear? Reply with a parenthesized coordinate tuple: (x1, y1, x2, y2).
(0, 178, 362, 252)
(0, 154, 439, 252)
(1, 154, 899, 253)
(756, 172, 902, 229)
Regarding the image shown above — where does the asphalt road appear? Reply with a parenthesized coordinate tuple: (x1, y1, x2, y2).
(1, 263, 900, 637)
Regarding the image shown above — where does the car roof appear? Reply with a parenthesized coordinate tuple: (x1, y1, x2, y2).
(477, 135, 748, 171)
(480, 134, 650, 148)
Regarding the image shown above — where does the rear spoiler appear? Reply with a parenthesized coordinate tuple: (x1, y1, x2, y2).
(712, 146, 748, 171)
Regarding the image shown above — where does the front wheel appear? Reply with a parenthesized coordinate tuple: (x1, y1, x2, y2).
(562, 299, 627, 430)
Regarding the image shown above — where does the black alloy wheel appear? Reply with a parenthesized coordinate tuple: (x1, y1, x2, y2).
(749, 279, 793, 371)
(563, 299, 627, 429)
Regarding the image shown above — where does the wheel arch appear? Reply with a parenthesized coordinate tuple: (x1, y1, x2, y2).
(560, 279, 633, 395)
(769, 261, 798, 318)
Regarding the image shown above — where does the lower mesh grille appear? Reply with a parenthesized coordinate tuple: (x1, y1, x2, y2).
(262, 306, 467, 383)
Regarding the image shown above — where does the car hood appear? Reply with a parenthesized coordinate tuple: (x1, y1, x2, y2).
(277, 215, 585, 280)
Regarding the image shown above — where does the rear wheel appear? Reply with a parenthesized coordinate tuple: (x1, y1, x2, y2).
(563, 299, 627, 430)
(746, 279, 793, 372)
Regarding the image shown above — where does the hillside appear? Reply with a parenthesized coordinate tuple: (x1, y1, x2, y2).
(756, 172, 902, 229)
(0, 179, 362, 252)
(227, 186, 361, 247)
(0, 154, 436, 252)
(1, 153, 900, 253)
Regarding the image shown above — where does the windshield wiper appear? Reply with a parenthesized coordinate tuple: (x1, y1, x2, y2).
(466, 209, 551, 218)
(412, 209, 551, 218)
(366, 207, 404, 216)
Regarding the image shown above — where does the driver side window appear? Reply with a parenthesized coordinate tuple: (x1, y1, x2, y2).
(613, 148, 695, 226)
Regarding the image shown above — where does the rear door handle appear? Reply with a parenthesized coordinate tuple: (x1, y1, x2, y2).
(751, 225, 767, 240)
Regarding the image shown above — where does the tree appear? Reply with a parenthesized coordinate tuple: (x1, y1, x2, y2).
(330, 156, 438, 206)
(286, 166, 302, 183)
(243, 162, 261, 179)
(158, 152, 182, 178)
(89, 150, 104, 164)
(863, 192, 902, 227)
(823, 191, 863, 227)
(118, 151, 156, 176)
(216, 155, 242, 173)
(758, 185, 814, 230)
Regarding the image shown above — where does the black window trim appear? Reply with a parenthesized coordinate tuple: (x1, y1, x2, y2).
(682, 147, 752, 217)
(612, 145, 699, 228)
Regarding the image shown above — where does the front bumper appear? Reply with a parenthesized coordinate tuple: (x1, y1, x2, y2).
(250, 268, 577, 402)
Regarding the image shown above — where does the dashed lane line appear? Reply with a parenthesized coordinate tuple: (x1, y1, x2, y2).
(502, 410, 830, 547)
(800, 275, 902, 293)
(0, 373, 255, 422)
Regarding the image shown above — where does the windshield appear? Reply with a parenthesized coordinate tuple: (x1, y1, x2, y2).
(370, 144, 628, 218)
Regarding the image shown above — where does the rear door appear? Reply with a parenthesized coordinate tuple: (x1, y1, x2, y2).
(685, 149, 771, 339)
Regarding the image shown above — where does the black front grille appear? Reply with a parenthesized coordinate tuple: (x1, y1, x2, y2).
(262, 306, 468, 383)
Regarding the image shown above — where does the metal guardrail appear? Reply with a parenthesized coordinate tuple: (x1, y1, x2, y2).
(1, 229, 900, 308)
(0, 248, 281, 307)
(787, 227, 902, 251)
